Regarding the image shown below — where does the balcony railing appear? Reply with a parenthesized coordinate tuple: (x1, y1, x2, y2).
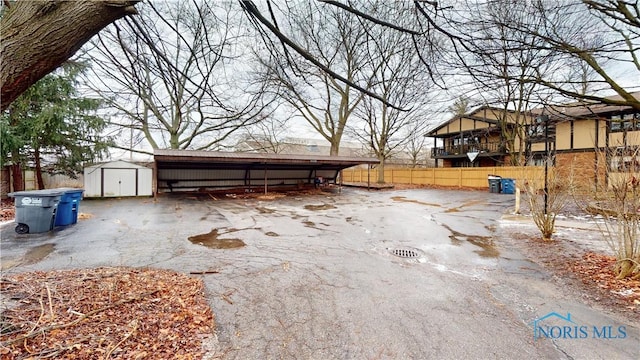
(431, 141, 506, 158)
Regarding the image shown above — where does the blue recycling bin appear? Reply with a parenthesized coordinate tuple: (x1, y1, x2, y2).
(500, 178, 516, 194)
(8, 189, 63, 234)
(54, 188, 84, 226)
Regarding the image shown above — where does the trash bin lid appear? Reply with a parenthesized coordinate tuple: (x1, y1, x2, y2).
(56, 187, 85, 194)
(8, 189, 64, 197)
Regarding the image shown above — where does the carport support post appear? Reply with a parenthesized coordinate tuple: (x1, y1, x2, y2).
(264, 166, 268, 195)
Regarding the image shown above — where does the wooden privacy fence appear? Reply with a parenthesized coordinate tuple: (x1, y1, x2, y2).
(341, 166, 548, 189)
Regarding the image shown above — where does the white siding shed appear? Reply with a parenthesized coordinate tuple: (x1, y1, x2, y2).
(83, 161, 153, 198)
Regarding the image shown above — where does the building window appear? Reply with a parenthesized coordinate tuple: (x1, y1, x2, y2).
(610, 113, 640, 133)
(527, 116, 553, 140)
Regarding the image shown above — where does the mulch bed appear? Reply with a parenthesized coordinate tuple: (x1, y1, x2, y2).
(1, 199, 14, 222)
(0, 267, 214, 359)
(567, 252, 640, 309)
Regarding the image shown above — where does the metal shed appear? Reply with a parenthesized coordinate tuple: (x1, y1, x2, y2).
(153, 149, 378, 194)
(83, 160, 153, 198)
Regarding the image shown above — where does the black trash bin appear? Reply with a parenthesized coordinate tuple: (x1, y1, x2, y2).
(488, 175, 502, 194)
(8, 189, 63, 234)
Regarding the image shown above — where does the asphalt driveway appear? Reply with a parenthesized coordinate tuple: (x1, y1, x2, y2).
(1, 188, 637, 359)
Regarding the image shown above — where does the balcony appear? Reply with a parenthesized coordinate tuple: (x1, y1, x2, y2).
(431, 141, 506, 158)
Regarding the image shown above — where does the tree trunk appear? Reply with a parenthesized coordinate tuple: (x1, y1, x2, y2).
(1, 0, 140, 111)
(10, 163, 24, 192)
(34, 148, 45, 190)
(377, 158, 385, 184)
(329, 141, 340, 156)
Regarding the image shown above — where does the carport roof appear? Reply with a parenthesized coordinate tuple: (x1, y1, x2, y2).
(154, 149, 379, 170)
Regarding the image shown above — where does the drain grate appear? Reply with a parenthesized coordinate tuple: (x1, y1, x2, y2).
(390, 248, 421, 258)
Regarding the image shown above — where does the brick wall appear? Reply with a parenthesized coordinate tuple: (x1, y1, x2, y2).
(555, 151, 604, 191)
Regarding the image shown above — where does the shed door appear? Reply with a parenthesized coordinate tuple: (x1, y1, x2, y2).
(103, 169, 137, 197)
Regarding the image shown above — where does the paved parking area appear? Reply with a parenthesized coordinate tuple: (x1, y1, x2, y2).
(1, 188, 637, 359)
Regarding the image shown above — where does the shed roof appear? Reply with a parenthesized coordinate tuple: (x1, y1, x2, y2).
(85, 160, 152, 170)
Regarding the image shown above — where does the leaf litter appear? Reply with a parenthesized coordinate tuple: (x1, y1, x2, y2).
(0, 267, 214, 359)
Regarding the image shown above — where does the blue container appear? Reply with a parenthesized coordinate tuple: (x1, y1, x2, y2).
(54, 188, 84, 226)
(500, 178, 516, 195)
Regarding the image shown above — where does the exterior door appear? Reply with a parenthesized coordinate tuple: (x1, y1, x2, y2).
(102, 169, 137, 197)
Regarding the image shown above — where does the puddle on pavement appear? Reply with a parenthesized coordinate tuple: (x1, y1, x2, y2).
(442, 224, 499, 258)
(460, 199, 484, 208)
(0, 258, 22, 270)
(391, 196, 441, 207)
(304, 204, 336, 211)
(445, 199, 486, 213)
(468, 237, 500, 258)
(256, 207, 276, 214)
(188, 229, 245, 249)
(22, 243, 56, 265)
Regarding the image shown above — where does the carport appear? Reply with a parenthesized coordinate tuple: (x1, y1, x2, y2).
(153, 149, 378, 194)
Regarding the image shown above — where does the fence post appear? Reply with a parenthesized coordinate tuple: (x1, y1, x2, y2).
(458, 168, 462, 188)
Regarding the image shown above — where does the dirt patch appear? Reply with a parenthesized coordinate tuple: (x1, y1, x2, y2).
(0, 267, 214, 359)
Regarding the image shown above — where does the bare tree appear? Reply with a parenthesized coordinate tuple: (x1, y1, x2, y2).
(448, 96, 471, 117)
(596, 145, 640, 279)
(235, 115, 291, 154)
(0, 0, 140, 111)
(251, 0, 378, 156)
(349, 3, 435, 182)
(440, 0, 561, 165)
(413, 0, 640, 110)
(522, 155, 571, 241)
(403, 122, 430, 168)
(573, 142, 640, 279)
(86, 0, 274, 151)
